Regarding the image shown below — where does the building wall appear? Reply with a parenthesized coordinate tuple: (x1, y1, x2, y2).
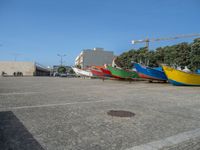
(75, 48, 114, 68)
(0, 61, 36, 76)
(75, 52, 83, 68)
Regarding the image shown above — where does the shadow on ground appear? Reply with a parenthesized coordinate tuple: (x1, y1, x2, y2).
(0, 111, 44, 150)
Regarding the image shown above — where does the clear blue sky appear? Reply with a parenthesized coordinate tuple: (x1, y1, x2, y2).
(0, 0, 199, 66)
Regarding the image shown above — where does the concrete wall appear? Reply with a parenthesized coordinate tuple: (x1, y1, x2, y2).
(0, 61, 36, 76)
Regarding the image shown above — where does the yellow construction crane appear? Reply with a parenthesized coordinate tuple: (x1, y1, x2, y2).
(131, 33, 200, 48)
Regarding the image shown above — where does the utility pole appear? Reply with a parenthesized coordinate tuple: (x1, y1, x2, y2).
(12, 53, 22, 61)
(57, 54, 66, 66)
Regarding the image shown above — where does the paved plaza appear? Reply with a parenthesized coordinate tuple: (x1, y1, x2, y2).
(0, 77, 200, 150)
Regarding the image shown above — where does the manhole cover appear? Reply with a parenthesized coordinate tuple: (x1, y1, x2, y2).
(107, 110, 135, 117)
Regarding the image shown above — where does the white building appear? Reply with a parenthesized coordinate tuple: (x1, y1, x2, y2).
(75, 48, 114, 68)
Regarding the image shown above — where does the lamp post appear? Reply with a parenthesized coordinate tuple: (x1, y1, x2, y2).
(12, 53, 22, 61)
(57, 54, 66, 66)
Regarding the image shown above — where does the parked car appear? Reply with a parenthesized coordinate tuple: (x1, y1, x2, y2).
(53, 72, 59, 77)
(59, 73, 68, 77)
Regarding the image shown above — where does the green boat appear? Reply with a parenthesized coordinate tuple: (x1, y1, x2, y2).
(107, 66, 139, 79)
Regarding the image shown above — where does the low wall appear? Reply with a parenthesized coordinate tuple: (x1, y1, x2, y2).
(0, 61, 35, 76)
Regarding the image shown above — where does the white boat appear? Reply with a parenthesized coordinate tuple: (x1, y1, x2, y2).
(72, 67, 93, 77)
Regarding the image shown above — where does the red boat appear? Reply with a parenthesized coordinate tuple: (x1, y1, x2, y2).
(100, 68, 112, 77)
(90, 68, 104, 77)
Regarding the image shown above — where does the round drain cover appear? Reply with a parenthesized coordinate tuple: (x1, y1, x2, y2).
(107, 110, 135, 117)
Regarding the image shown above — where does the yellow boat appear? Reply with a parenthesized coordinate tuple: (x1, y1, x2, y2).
(162, 65, 200, 86)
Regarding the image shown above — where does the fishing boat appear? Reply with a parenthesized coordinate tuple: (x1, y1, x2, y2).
(90, 67, 104, 77)
(162, 65, 200, 86)
(134, 63, 167, 81)
(100, 68, 112, 77)
(107, 65, 138, 79)
(197, 69, 200, 74)
(72, 67, 93, 77)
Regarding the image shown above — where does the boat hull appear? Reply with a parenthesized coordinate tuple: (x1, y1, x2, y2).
(100, 68, 112, 77)
(90, 68, 104, 77)
(134, 63, 167, 81)
(72, 67, 93, 77)
(107, 66, 138, 79)
(162, 65, 200, 86)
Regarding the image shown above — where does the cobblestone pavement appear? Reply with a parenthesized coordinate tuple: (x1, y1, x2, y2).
(0, 77, 200, 150)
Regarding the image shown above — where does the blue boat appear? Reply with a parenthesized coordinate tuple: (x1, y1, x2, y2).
(134, 63, 168, 81)
(196, 69, 200, 74)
